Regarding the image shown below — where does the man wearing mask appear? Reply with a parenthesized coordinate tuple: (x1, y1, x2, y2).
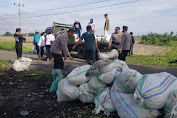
(118, 26, 132, 61)
(73, 19, 82, 38)
(88, 18, 95, 33)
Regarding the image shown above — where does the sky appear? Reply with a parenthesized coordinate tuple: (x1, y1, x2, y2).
(0, 0, 177, 36)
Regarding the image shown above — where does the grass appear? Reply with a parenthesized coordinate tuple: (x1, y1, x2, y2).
(0, 42, 32, 53)
(0, 60, 10, 69)
(24, 70, 53, 81)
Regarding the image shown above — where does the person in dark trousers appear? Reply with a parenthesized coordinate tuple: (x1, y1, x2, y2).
(14, 28, 28, 59)
(129, 32, 135, 56)
(51, 28, 75, 69)
(38, 32, 46, 60)
(118, 26, 132, 61)
(73, 19, 82, 38)
(33, 30, 41, 55)
(72, 25, 100, 65)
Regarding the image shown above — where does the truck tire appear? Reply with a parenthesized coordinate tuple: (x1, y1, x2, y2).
(77, 47, 85, 59)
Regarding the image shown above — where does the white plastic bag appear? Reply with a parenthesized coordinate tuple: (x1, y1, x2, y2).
(164, 90, 177, 118)
(98, 49, 118, 60)
(111, 69, 143, 93)
(134, 72, 177, 110)
(111, 91, 160, 118)
(93, 87, 115, 115)
(88, 76, 107, 94)
(66, 65, 91, 86)
(13, 57, 32, 71)
(98, 68, 121, 84)
(56, 79, 79, 102)
(78, 83, 95, 103)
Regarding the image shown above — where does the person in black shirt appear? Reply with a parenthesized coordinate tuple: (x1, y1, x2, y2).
(129, 32, 135, 56)
(73, 19, 82, 38)
(14, 28, 28, 59)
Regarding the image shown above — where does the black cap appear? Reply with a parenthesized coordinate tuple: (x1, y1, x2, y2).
(16, 28, 21, 32)
(130, 32, 133, 35)
(104, 14, 108, 16)
(115, 27, 120, 30)
(123, 26, 128, 31)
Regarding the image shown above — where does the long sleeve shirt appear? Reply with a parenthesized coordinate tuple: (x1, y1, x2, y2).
(45, 34, 55, 45)
(119, 32, 132, 50)
(109, 32, 122, 49)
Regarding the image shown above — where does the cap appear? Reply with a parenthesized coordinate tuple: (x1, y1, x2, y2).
(115, 27, 120, 30)
(104, 14, 108, 16)
(35, 30, 39, 33)
(16, 28, 21, 32)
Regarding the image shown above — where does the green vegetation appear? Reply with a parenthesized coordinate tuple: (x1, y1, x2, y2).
(24, 70, 53, 81)
(0, 60, 10, 69)
(3, 32, 34, 36)
(0, 42, 32, 53)
(140, 32, 177, 46)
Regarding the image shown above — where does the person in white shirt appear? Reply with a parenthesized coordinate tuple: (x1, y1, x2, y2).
(88, 18, 95, 33)
(37, 32, 46, 60)
(45, 30, 55, 61)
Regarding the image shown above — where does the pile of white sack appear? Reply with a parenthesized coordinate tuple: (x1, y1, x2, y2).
(54, 49, 177, 118)
(13, 57, 32, 71)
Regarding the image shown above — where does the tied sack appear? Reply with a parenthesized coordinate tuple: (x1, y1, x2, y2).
(66, 65, 91, 86)
(111, 69, 143, 93)
(164, 90, 177, 118)
(93, 87, 115, 115)
(111, 91, 160, 118)
(56, 79, 79, 102)
(79, 83, 95, 103)
(98, 49, 118, 60)
(13, 57, 32, 71)
(134, 72, 177, 110)
(98, 68, 121, 84)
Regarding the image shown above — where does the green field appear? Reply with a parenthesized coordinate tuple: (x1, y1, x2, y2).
(0, 60, 10, 69)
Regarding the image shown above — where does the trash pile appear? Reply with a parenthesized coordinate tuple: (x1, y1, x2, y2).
(13, 57, 32, 71)
(50, 50, 177, 118)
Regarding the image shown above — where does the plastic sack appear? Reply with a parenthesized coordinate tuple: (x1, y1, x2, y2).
(78, 83, 95, 103)
(93, 87, 115, 115)
(134, 72, 177, 110)
(164, 90, 177, 118)
(111, 91, 160, 118)
(13, 57, 32, 71)
(49, 69, 63, 94)
(56, 79, 79, 102)
(98, 49, 118, 60)
(86, 59, 129, 77)
(66, 65, 91, 86)
(88, 76, 107, 94)
(98, 68, 121, 84)
(111, 69, 143, 93)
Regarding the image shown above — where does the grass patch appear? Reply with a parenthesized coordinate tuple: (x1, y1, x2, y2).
(24, 70, 53, 81)
(0, 42, 32, 53)
(0, 60, 10, 69)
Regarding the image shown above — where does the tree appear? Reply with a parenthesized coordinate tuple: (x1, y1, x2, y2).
(3, 32, 13, 36)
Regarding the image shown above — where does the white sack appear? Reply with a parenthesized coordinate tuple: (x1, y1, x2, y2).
(98, 49, 118, 60)
(56, 79, 79, 102)
(134, 72, 177, 110)
(111, 69, 143, 93)
(78, 83, 95, 103)
(66, 65, 91, 86)
(13, 57, 32, 71)
(111, 91, 160, 118)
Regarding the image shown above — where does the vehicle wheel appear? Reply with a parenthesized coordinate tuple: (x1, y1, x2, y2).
(77, 47, 85, 59)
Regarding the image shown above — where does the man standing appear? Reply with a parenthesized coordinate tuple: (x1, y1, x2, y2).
(14, 28, 28, 59)
(104, 14, 109, 42)
(118, 26, 132, 61)
(51, 28, 75, 69)
(33, 30, 41, 55)
(72, 25, 100, 65)
(88, 18, 95, 33)
(129, 32, 135, 56)
(73, 19, 82, 38)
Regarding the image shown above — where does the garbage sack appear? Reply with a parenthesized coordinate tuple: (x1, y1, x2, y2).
(111, 69, 143, 93)
(86, 59, 129, 77)
(98, 68, 121, 84)
(13, 57, 32, 71)
(66, 65, 91, 86)
(134, 72, 177, 110)
(56, 79, 79, 102)
(88, 76, 107, 94)
(164, 90, 177, 118)
(49, 69, 63, 94)
(98, 49, 118, 60)
(79, 83, 95, 103)
(111, 91, 160, 118)
(93, 87, 115, 115)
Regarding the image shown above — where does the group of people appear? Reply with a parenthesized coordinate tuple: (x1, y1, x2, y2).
(14, 13, 135, 70)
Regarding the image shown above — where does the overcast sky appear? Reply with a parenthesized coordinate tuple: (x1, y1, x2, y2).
(0, 0, 177, 36)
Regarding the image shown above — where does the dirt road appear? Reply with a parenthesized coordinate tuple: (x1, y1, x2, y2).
(0, 50, 176, 76)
